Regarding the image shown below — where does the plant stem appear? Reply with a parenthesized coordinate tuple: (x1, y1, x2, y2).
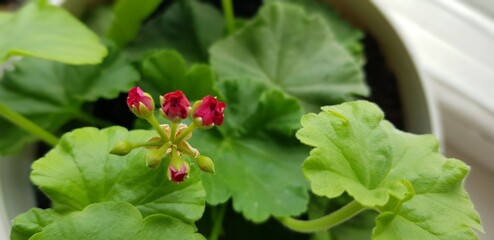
(131, 141, 163, 148)
(146, 115, 169, 142)
(209, 204, 227, 240)
(174, 122, 197, 144)
(278, 200, 366, 233)
(170, 122, 178, 142)
(221, 0, 235, 35)
(0, 102, 59, 146)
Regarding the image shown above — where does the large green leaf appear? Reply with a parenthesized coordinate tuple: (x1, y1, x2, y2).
(0, 1, 107, 64)
(29, 202, 205, 240)
(189, 79, 309, 222)
(31, 127, 206, 224)
(140, 50, 219, 101)
(266, 0, 364, 63)
(10, 208, 61, 240)
(0, 51, 138, 154)
(210, 3, 368, 110)
(297, 100, 482, 239)
(106, 0, 164, 46)
(126, 0, 224, 63)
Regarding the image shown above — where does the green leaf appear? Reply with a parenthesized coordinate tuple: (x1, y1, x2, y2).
(126, 0, 224, 63)
(106, 0, 164, 47)
(245, 89, 303, 136)
(210, 2, 368, 110)
(217, 78, 302, 137)
(0, 1, 107, 64)
(265, 0, 364, 63)
(140, 50, 219, 101)
(29, 202, 205, 240)
(297, 100, 482, 239)
(0, 12, 12, 25)
(10, 208, 61, 240)
(189, 79, 309, 222)
(0, 50, 139, 154)
(31, 127, 206, 224)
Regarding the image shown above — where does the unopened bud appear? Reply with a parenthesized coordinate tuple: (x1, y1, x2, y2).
(196, 155, 215, 174)
(160, 91, 190, 122)
(127, 87, 155, 118)
(110, 141, 133, 156)
(192, 96, 226, 128)
(168, 161, 190, 183)
(167, 148, 190, 182)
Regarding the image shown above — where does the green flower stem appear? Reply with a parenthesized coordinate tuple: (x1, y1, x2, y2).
(131, 141, 163, 148)
(278, 200, 366, 233)
(146, 115, 169, 142)
(170, 121, 178, 142)
(221, 0, 235, 35)
(209, 204, 227, 240)
(0, 102, 59, 146)
(174, 122, 198, 144)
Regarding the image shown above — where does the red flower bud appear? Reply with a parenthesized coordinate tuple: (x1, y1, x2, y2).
(168, 163, 189, 183)
(160, 91, 190, 122)
(193, 96, 226, 126)
(127, 87, 154, 118)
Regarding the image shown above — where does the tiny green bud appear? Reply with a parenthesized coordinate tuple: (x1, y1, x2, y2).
(196, 155, 215, 174)
(110, 141, 133, 156)
(145, 149, 164, 168)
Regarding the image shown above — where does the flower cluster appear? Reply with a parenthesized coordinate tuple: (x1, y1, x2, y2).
(112, 87, 225, 183)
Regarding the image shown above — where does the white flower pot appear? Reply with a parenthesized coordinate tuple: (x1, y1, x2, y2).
(0, 149, 36, 239)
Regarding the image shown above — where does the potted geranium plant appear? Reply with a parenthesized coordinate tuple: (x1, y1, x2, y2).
(0, 0, 483, 239)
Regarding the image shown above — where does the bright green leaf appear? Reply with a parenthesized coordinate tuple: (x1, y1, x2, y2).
(10, 208, 61, 240)
(106, 0, 164, 47)
(265, 0, 364, 63)
(140, 50, 219, 101)
(29, 202, 205, 240)
(189, 79, 309, 222)
(297, 100, 482, 239)
(0, 12, 12, 25)
(126, 0, 224, 63)
(0, 1, 107, 64)
(210, 3, 368, 110)
(0, 50, 139, 154)
(31, 127, 206, 224)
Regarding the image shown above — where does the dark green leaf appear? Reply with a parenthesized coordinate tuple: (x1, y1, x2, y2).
(266, 0, 364, 63)
(210, 3, 368, 110)
(0, 51, 138, 154)
(140, 50, 218, 101)
(297, 100, 482, 239)
(126, 0, 224, 63)
(29, 202, 205, 240)
(31, 127, 206, 224)
(189, 79, 309, 222)
(0, 1, 106, 64)
(10, 208, 61, 240)
(106, 0, 164, 46)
